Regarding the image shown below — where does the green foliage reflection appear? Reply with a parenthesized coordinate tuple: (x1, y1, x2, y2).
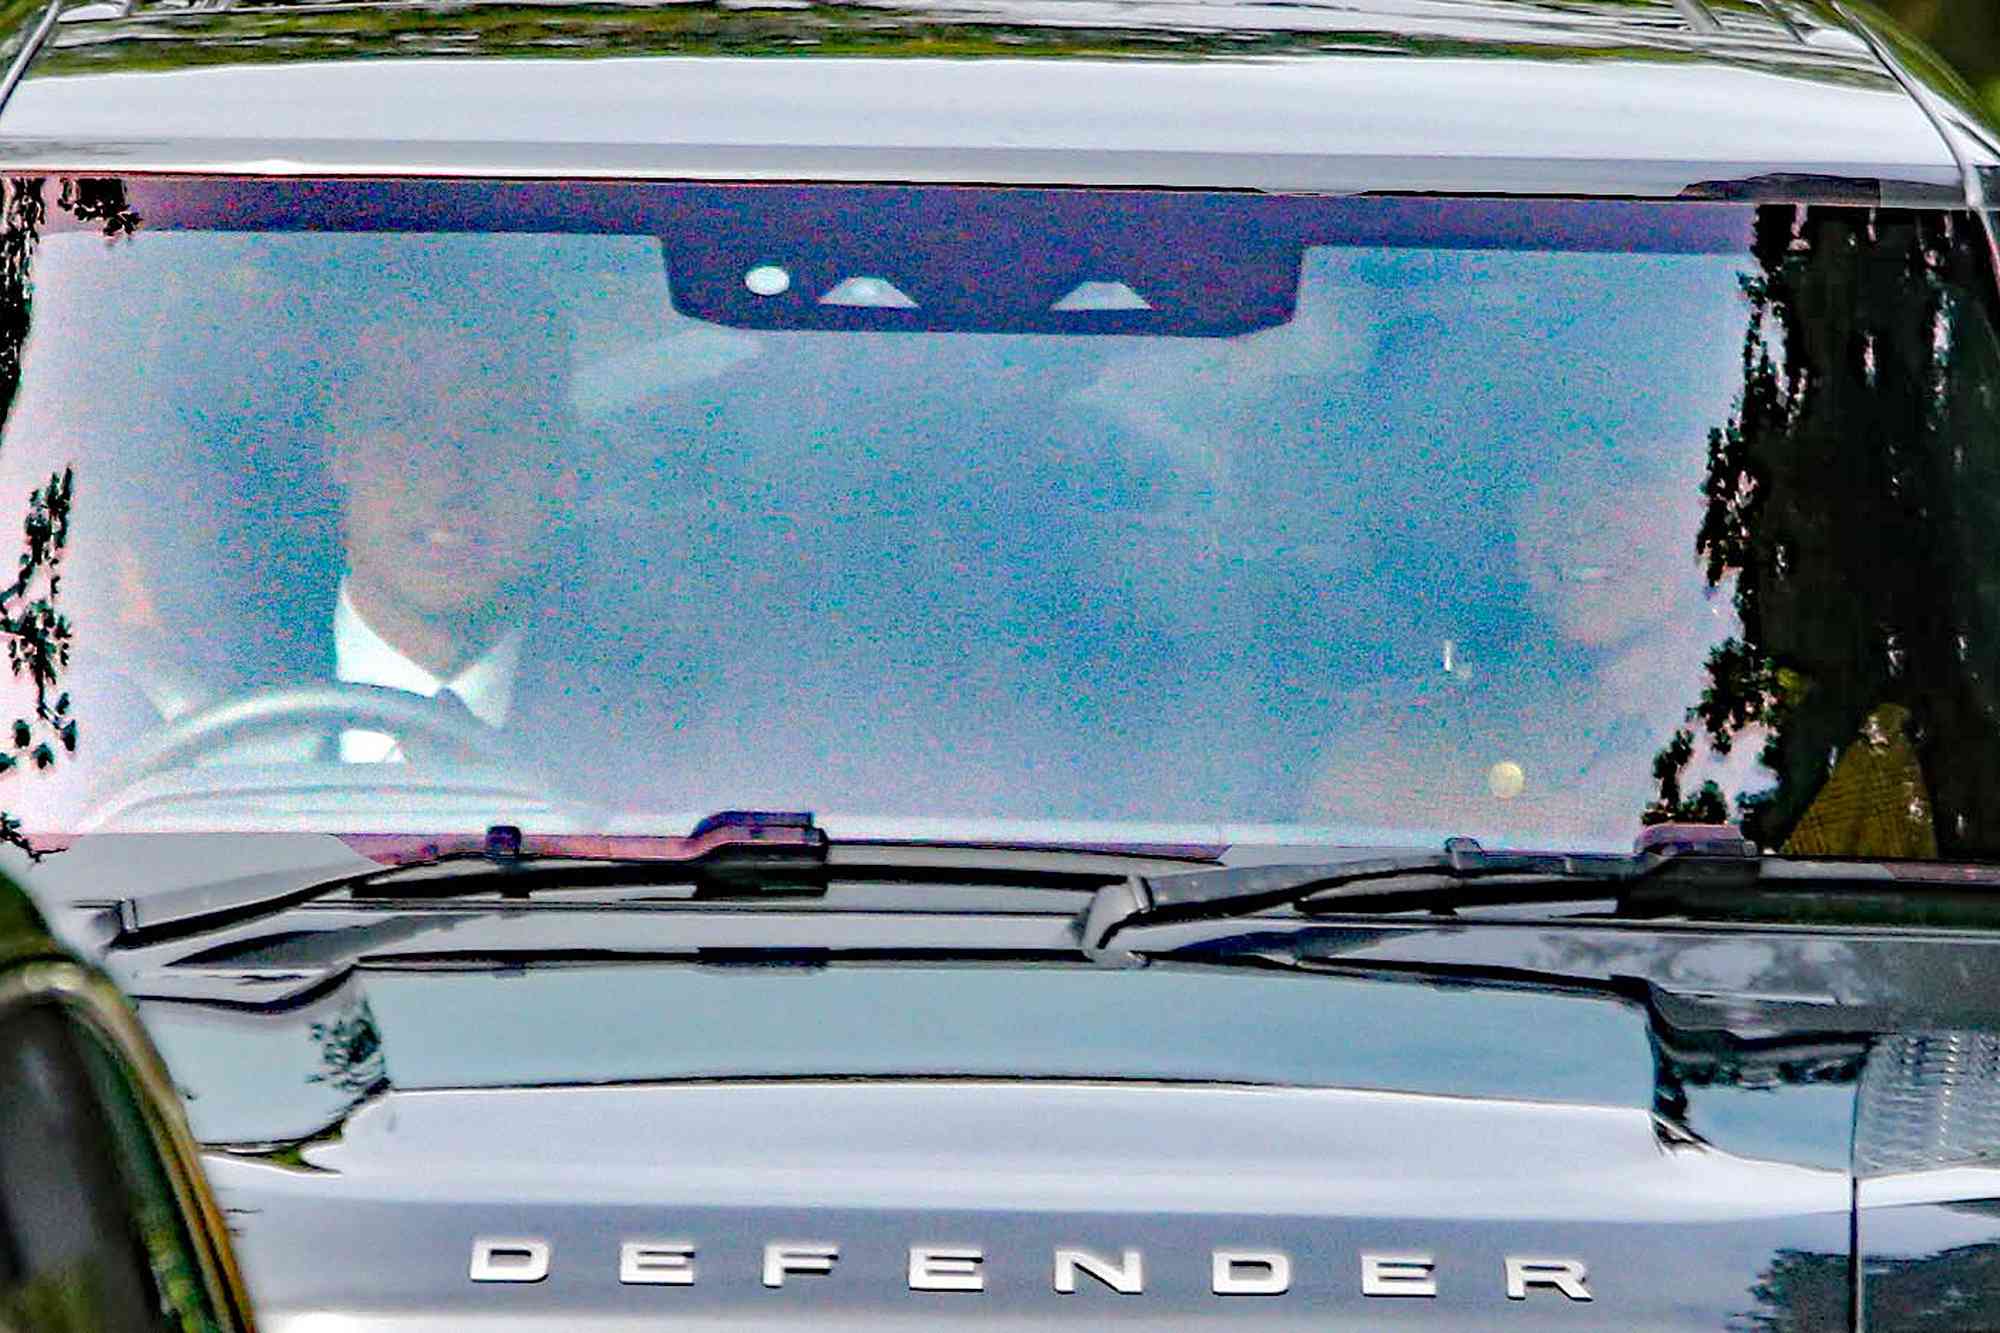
(26, 0, 1892, 83)
(0, 177, 141, 854)
(1651, 205, 2000, 859)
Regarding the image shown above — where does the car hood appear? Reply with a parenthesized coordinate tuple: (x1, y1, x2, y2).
(207, 1077, 1850, 1330)
(42, 842, 2000, 1331)
(109, 929, 1902, 1330)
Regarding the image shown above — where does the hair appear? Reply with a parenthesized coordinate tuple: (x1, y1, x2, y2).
(300, 235, 578, 456)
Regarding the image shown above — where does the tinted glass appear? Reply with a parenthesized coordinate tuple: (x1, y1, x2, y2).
(0, 178, 1994, 857)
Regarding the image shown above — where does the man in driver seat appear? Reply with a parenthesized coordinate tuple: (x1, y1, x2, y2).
(320, 302, 578, 763)
(70, 243, 674, 810)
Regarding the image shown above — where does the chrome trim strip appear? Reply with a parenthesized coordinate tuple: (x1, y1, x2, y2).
(0, 141, 1968, 204)
(0, 958, 259, 1331)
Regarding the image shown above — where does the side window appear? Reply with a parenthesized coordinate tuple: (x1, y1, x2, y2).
(0, 1003, 166, 1332)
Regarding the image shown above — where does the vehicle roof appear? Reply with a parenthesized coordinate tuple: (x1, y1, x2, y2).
(0, 0, 1990, 200)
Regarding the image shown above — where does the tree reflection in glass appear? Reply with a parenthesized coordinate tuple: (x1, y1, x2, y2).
(1649, 205, 2000, 860)
(0, 177, 141, 856)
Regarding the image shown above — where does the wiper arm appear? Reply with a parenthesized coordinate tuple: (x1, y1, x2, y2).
(110, 812, 1208, 946)
(353, 810, 825, 873)
(1079, 826, 1763, 962)
(345, 811, 830, 900)
(113, 811, 832, 943)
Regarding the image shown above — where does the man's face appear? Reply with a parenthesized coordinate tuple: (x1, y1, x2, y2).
(332, 332, 569, 620)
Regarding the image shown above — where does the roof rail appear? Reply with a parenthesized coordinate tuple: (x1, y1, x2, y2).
(1750, 0, 1807, 44)
(0, 0, 62, 122)
(1667, 0, 1722, 36)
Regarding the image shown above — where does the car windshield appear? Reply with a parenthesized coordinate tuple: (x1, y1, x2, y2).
(0, 175, 1995, 859)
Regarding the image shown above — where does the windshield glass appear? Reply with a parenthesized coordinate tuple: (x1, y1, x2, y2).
(2, 176, 1996, 857)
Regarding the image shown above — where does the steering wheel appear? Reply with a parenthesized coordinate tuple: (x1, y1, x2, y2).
(93, 681, 528, 795)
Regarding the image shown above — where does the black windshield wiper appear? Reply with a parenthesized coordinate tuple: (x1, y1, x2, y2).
(345, 812, 832, 900)
(111, 812, 835, 943)
(1079, 826, 1764, 962)
(109, 812, 1213, 946)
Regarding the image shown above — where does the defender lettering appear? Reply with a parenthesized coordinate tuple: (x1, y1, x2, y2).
(521, 1238, 1593, 1300)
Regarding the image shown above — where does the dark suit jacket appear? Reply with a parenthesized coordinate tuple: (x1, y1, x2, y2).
(85, 528, 702, 810)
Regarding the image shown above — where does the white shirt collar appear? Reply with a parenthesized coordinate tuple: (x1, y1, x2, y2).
(333, 579, 522, 727)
